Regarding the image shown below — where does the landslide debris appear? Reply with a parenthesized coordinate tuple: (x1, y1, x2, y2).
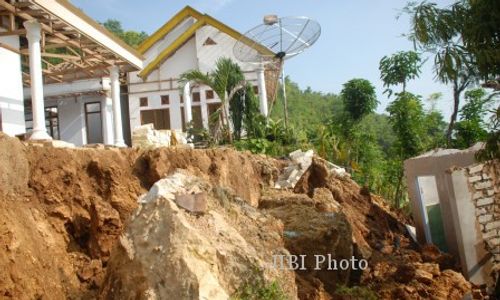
(0, 133, 278, 299)
(0, 133, 473, 299)
(100, 170, 297, 299)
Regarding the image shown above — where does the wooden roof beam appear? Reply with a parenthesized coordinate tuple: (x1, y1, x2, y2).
(0, 1, 112, 65)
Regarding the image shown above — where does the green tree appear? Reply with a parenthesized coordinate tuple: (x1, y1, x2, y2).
(453, 88, 497, 148)
(340, 79, 379, 122)
(379, 50, 427, 206)
(379, 51, 422, 95)
(229, 84, 261, 140)
(403, 0, 500, 144)
(179, 57, 246, 143)
(102, 19, 148, 48)
(387, 92, 426, 207)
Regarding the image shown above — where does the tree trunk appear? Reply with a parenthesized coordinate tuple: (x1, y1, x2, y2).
(446, 83, 461, 146)
(394, 169, 404, 208)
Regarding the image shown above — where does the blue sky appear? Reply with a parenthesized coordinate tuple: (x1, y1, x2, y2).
(71, 0, 457, 118)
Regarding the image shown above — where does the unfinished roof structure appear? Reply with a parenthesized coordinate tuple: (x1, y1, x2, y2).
(0, 0, 143, 145)
(0, 0, 143, 86)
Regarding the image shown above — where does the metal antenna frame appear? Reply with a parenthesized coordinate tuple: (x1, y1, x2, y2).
(233, 16, 321, 128)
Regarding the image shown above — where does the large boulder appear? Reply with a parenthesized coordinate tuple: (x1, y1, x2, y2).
(100, 170, 297, 299)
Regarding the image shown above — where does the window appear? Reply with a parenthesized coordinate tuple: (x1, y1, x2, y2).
(253, 86, 259, 94)
(140, 97, 148, 107)
(180, 94, 184, 103)
(45, 106, 60, 140)
(192, 92, 200, 102)
(85, 102, 103, 144)
(205, 90, 214, 99)
(24, 104, 60, 140)
(161, 95, 170, 105)
(140, 108, 171, 130)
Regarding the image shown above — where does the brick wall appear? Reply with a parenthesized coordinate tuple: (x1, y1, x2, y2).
(466, 160, 500, 274)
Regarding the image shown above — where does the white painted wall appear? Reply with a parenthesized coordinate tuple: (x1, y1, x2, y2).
(195, 25, 257, 74)
(44, 94, 108, 146)
(0, 32, 25, 136)
(128, 23, 263, 133)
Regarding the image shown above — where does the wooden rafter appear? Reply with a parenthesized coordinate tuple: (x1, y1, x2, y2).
(0, 0, 115, 85)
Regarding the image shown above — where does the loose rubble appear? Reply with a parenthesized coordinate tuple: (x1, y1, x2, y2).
(0, 133, 477, 299)
(131, 123, 191, 148)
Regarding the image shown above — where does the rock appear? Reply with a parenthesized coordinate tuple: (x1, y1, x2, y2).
(274, 150, 314, 189)
(414, 268, 434, 284)
(175, 192, 207, 214)
(312, 187, 341, 212)
(394, 264, 415, 284)
(100, 171, 297, 299)
(89, 200, 122, 261)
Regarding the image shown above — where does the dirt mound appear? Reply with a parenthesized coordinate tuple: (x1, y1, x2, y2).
(261, 157, 471, 299)
(0, 134, 473, 299)
(134, 147, 279, 206)
(0, 133, 29, 196)
(0, 135, 279, 299)
(100, 170, 297, 299)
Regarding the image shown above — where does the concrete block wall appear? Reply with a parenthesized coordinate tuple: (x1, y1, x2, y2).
(466, 160, 500, 273)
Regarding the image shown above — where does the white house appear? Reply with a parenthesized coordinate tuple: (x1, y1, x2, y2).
(127, 6, 273, 133)
(0, 3, 273, 146)
(0, 0, 143, 146)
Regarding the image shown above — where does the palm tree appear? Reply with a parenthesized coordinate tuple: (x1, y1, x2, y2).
(179, 58, 246, 143)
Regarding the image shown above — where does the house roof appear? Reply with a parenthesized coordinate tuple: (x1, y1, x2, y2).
(137, 6, 274, 79)
(0, 0, 144, 85)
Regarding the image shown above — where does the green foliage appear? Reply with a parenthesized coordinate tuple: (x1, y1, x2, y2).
(335, 285, 378, 300)
(232, 279, 287, 300)
(476, 106, 500, 161)
(379, 51, 422, 95)
(340, 79, 379, 122)
(180, 57, 247, 143)
(406, 0, 499, 81)
(234, 118, 307, 156)
(452, 88, 497, 148)
(102, 19, 148, 48)
(230, 84, 260, 140)
(271, 77, 342, 130)
(387, 92, 426, 159)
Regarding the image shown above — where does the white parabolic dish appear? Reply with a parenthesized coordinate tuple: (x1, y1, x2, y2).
(233, 16, 321, 64)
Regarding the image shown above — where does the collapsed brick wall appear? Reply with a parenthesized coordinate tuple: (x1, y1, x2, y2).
(466, 160, 500, 274)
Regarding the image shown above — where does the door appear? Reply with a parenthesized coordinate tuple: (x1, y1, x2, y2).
(85, 102, 103, 144)
(416, 176, 448, 252)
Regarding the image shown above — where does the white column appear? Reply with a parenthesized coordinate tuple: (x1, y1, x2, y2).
(109, 65, 126, 147)
(257, 65, 268, 117)
(101, 93, 114, 145)
(183, 82, 192, 126)
(24, 20, 51, 140)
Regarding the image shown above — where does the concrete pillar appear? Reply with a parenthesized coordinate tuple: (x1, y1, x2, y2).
(24, 20, 51, 140)
(101, 93, 114, 145)
(256, 65, 268, 117)
(183, 82, 192, 126)
(109, 65, 126, 147)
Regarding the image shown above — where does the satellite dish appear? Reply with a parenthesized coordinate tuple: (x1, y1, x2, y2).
(234, 16, 321, 126)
